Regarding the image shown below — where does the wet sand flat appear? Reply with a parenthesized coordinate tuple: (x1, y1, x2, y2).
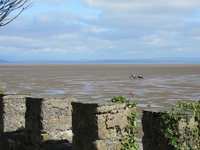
(0, 64, 200, 109)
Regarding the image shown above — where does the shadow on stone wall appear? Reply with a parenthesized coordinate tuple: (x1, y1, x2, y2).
(72, 102, 98, 150)
(3, 131, 72, 150)
(4, 131, 26, 150)
(0, 94, 7, 150)
(25, 97, 42, 147)
(0, 94, 4, 132)
(142, 110, 173, 150)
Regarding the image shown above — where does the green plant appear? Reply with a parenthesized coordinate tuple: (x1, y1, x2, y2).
(0, 89, 4, 93)
(108, 95, 130, 103)
(121, 106, 138, 150)
(161, 101, 200, 150)
(108, 95, 138, 150)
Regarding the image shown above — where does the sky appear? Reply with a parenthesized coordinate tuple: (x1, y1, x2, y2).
(0, 0, 200, 62)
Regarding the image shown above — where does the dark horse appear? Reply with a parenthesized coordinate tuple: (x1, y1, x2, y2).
(137, 75, 144, 79)
(130, 74, 144, 79)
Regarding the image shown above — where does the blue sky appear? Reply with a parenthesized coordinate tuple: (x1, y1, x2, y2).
(0, 0, 200, 62)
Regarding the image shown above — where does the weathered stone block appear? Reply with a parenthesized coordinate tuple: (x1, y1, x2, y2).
(142, 110, 199, 150)
(0, 94, 29, 133)
(95, 139, 122, 150)
(0, 94, 4, 133)
(72, 102, 136, 150)
(26, 97, 76, 146)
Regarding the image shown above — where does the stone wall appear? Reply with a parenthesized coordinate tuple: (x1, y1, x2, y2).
(0, 94, 3, 133)
(26, 97, 76, 147)
(0, 94, 29, 150)
(0, 94, 30, 133)
(0, 94, 199, 150)
(0, 95, 76, 150)
(72, 102, 136, 150)
(142, 110, 199, 150)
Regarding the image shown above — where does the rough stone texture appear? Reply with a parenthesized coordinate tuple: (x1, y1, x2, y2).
(0, 94, 30, 133)
(142, 110, 199, 150)
(95, 139, 122, 150)
(26, 97, 76, 148)
(0, 94, 28, 150)
(72, 102, 136, 150)
(0, 94, 3, 133)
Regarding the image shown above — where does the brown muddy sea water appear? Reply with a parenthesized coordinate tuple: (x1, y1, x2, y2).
(0, 64, 199, 106)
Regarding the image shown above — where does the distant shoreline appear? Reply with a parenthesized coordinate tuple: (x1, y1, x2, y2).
(1, 58, 200, 64)
(1, 62, 199, 66)
(1, 62, 200, 65)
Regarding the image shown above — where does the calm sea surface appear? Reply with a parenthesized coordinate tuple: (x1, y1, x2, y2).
(0, 64, 200, 110)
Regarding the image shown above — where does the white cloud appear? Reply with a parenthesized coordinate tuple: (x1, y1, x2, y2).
(41, 0, 67, 4)
(56, 34, 78, 40)
(35, 14, 55, 23)
(84, 0, 200, 10)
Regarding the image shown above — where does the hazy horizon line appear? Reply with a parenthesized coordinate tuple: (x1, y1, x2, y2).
(0, 58, 200, 64)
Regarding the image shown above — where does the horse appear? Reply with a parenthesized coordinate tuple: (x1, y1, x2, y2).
(130, 74, 144, 79)
(137, 75, 144, 79)
(130, 74, 138, 79)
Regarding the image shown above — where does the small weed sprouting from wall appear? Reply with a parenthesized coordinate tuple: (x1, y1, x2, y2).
(161, 101, 200, 150)
(108, 95, 130, 103)
(108, 95, 138, 150)
(0, 89, 4, 93)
